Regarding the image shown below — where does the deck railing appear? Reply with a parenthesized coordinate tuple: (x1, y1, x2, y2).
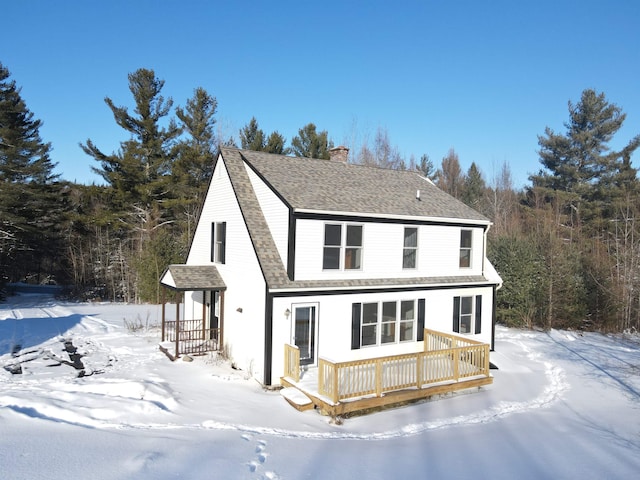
(163, 319, 220, 356)
(313, 328, 490, 404)
(284, 344, 300, 382)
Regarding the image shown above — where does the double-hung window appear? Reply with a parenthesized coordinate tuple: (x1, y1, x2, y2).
(453, 295, 482, 334)
(211, 222, 226, 264)
(403, 227, 418, 269)
(352, 299, 424, 348)
(459, 229, 472, 268)
(323, 223, 362, 270)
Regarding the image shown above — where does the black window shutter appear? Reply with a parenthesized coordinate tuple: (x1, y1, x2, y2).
(417, 299, 425, 341)
(210, 222, 216, 262)
(219, 222, 226, 264)
(475, 295, 482, 334)
(453, 296, 460, 333)
(351, 303, 361, 350)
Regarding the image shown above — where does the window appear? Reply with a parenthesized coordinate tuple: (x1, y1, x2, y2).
(403, 227, 418, 269)
(323, 223, 363, 270)
(453, 295, 482, 334)
(361, 303, 378, 346)
(459, 229, 472, 268)
(352, 299, 424, 348)
(211, 222, 226, 264)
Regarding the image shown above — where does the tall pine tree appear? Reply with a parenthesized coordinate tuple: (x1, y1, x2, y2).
(0, 62, 64, 286)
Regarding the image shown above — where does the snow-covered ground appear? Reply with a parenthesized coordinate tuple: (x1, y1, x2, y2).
(1, 293, 639, 480)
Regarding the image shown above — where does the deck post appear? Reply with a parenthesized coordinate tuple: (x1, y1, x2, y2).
(416, 353, 423, 389)
(175, 300, 180, 359)
(332, 363, 339, 404)
(375, 358, 383, 397)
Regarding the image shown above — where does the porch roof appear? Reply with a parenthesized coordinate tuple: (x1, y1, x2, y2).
(160, 264, 227, 291)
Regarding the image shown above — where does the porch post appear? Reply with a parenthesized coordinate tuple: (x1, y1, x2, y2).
(161, 287, 166, 342)
(175, 299, 180, 359)
(219, 290, 225, 350)
(201, 290, 207, 340)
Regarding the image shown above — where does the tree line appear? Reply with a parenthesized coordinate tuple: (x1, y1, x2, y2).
(1, 62, 639, 333)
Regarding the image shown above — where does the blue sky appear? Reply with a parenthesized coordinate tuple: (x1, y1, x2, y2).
(3, 0, 639, 187)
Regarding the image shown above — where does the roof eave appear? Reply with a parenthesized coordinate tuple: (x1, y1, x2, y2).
(293, 208, 491, 226)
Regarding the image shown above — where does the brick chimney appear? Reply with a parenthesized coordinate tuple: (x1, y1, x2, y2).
(329, 145, 349, 162)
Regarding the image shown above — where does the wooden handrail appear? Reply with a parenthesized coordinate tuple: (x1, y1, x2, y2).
(317, 329, 490, 402)
(284, 344, 300, 383)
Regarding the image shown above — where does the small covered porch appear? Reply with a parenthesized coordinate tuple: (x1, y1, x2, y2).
(159, 264, 227, 360)
(281, 329, 492, 416)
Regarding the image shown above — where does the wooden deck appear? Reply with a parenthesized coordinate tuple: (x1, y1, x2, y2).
(281, 329, 493, 416)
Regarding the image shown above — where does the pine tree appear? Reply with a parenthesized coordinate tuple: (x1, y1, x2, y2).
(239, 117, 266, 151)
(173, 87, 219, 243)
(290, 123, 332, 159)
(461, 162, 486, 210)
(80, 68, 181, 212)
(264, 131, 288, 154)
(0, 62, 64, 285)
(531, 89, 640, 229)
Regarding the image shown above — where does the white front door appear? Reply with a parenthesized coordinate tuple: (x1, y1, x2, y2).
(293, 304, 317, 366)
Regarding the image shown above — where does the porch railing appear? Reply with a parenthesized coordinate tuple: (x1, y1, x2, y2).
(310, 328, 490, 404)
(163, 319, 220, 356)
(284, 344, 300, 382)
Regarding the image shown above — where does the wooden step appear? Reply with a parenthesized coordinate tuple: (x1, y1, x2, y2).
(280, 387, 314, 412)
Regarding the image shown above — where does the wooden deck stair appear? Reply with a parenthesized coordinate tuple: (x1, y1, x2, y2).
(280, 387, 314, 412)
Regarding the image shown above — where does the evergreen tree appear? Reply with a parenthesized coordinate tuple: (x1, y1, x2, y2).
(530, 89, 640, 229)
(0, 62, 64, 285)
(174, 87, 218, 194)
(80, 68, 181, 212)
(239, 117, 266, 151)
(264, 131, 288, 154)
(290, 123, 332, 159)
(461, 162, 485, 209)
(417, 154, 436, 179)
(173, 87, 219, 243)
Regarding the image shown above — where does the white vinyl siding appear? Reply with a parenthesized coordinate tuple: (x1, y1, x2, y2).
(270, 287, 494, 380)
(185, 156, 267, 382)
(294, 219, 484, 280)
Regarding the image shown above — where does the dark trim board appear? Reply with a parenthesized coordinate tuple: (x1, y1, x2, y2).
(294, 212, 490, 230)
(264, 289, 273, 386)
(287, 210, 296, 281)
(271, 282, 499, 298)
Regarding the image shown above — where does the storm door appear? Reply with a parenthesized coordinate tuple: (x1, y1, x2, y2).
(293, 304, 317, 366)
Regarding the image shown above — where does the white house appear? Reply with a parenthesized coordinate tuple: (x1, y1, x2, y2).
(160, 147, 502, 388)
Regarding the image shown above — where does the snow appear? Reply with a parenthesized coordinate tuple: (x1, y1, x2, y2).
(1, 293, 639, 480)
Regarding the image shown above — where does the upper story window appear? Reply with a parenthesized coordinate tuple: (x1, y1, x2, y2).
(403, 227, 418, 269)
(211, 222, 226, 264)
(459, 229, 472, 268)
(323, 223, 362, 270)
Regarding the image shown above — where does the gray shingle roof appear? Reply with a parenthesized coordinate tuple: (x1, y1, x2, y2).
(161, 265, 226, 291)
(233, 148, 489, 223)
(219, 148, 496, 292)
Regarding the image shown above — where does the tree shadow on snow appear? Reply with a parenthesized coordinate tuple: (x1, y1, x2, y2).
(0, 313, 85, 356)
